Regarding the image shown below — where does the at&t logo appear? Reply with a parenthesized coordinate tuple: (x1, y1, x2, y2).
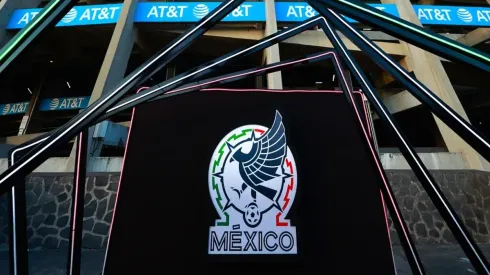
(1, 102, 28, 115)
(457, 8, 473, 23)
(193, 4, 209, 19)
(50, 98, 59, 110)
(2, 104, 10, 115)
(61, 8, 77, 23)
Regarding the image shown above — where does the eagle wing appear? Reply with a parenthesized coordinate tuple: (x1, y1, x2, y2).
(241, 111, 287, 186)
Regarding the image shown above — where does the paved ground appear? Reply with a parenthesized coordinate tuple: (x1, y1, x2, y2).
(0, 249, 105, 275)
(392, 245, 490, 275)
(0, 245, 489, 274)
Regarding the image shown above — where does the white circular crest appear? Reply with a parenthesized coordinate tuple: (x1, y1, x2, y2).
(208, 123, 297, 228)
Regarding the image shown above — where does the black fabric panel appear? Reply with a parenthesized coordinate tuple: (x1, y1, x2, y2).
(104, 90, 394, 275)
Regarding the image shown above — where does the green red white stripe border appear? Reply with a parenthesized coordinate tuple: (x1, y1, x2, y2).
(210, 127, 296, 227)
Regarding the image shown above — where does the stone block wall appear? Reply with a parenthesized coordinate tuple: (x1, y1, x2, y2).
(0, 173, 119, 249)
(386, 170, 490, 245)
(0, 170, 490, 249)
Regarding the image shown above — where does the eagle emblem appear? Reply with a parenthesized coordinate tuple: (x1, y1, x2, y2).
(213, 111, 293, 228)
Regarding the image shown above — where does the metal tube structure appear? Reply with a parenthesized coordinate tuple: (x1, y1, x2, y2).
(1, 1, 490, 272)
(316, 9, 424, 275)
(103, 16, 325, 115)
(66, 131, 88, 275)
(7, 152, 29, 275)
(309, 17, 424, 275)
(4, 0, 490, 196)
(122, 49, 424, 275)
(4, 42, 334, 275)
(317, 8, 490, 274)
(323, 9, 490, 165)
(313, 11, 426, 275)
(98, 51, 335, 121)
(315, 0, 490, 73)
(326, 44, 401, 274)
(0, 0, 79, 74)
(5, 0, 490, 194)
(0, 0, 245, 195)
(5, 15, 325, 163)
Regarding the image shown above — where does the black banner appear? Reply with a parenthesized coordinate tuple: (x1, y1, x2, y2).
(103, 89, 395, 274)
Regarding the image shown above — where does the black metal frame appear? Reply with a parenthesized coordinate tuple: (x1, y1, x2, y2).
(0, 0, 79, 74)
(313, 7, 490, 273)
(316, 0, 490, 73)
(66, 130, 88, 275)
(7, 151, 29, 275)
(326, 37, 414, 275)
(2, 0, 490, 274)
(0, 0, 247, 197)
(311, 13, 426, 274)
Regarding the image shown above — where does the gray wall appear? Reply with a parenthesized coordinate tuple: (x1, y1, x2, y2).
(0, 173, 119, 249)
(0, 153, 470, 174)
(1, 170, 490, 249)
(386, 170, 490, 245)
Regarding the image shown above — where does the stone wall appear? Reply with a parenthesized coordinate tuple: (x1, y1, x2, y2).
(386, 170, 490, 245)
(0, 170, 490, 249)
(0, 173, 119, 249)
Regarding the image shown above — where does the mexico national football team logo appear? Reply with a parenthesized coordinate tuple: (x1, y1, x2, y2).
(208, 111, 298, 254)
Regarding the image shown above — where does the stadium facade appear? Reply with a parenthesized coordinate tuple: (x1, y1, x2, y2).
(1, 0, 490, 269)
(1, 0, 490, 171)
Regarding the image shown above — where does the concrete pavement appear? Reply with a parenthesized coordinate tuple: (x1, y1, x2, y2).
(0, 249, 105, 275)
(1, 245, 490, 274)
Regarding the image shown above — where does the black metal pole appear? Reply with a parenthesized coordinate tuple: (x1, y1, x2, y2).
(7, 151, 29, 275)
(322, 8, 490, 165)
(66, 130, 88, 275)
(0, 0, 79, 74)
(0, 0, 245, 196)
(327, 51, 397, 274)
(102, 16, 325, 116)
(96, 51, 335, 121)
(316, 10, 427, 274)
(311, 0, 490, 72)
(319, 8, 490, 274)
(0, 15, 325, 183)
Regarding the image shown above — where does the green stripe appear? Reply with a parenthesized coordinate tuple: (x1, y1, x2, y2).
(217, 212, 229, 226)
(0, 0, 62, 62)
(212, 177, 224, 209)
(339, 0, 490, 63)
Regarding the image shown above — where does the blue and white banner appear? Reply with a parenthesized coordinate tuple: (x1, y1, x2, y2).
(275, 3, 399, 22)
(135, 2, 264, 23)
(412, 5, 490, 26)
(39, 97, 90, 111)
(7, 4, 122, 29)
(6, 2, 490, 29)
(0, 102, 29, 116)
(7, 2, 264, 29)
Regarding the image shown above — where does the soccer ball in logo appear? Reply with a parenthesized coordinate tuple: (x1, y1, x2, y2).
(244, 203, 261, 226)
(208, 111, 298, 254)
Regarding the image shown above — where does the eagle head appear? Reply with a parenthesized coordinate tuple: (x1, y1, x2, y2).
(227, 132, 258, 163)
